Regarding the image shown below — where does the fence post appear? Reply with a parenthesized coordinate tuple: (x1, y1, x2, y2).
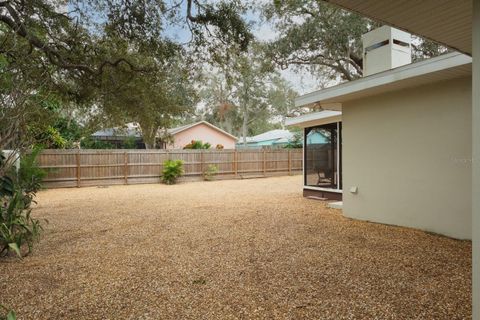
(288, 149, 291, 175)
(233, 150, 237, 176)
(263, 150, 266, 175)
(124, 151, 128, 184)
(76, 150, 81, 187)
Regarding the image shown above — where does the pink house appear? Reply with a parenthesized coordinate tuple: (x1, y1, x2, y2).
(166, 121, 238, 149)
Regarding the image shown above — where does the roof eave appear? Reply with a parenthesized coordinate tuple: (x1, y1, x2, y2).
(286, 111, 342, 128)
(169, 121, 238, 141)
(295, 52, 472, 108)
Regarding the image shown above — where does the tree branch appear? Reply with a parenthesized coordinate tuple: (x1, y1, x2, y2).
(0, 3, 147, 75)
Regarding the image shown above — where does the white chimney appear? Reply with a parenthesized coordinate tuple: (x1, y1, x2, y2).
(362, 26, 412, 76)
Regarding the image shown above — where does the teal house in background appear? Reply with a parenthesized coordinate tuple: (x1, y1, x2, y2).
(236, 130, 293, 149)
(306, 130, 329, 145)
(236, 129, 328, 149)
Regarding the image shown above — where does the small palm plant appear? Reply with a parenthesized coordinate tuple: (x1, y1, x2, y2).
(161, 160, 184, 185)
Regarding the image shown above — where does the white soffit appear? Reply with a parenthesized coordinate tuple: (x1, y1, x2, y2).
(295, 53, 472, 108)
(325, 0, 472, 55)
(285, 110, 342, 128)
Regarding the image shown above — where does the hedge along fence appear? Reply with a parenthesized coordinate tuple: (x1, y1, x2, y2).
(37, 149, 303, 188)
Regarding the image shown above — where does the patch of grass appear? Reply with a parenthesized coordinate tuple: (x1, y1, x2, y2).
(192, 277, 206, 285)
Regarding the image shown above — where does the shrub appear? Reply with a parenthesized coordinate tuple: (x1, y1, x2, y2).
(0, 148, 46, 258)
(203, 164, 218, 181)
(122, 136, 137, 149)
(80, 137, 114, 149)
(284, 131, 303, 149)
(0, 191, 44, 257)
(162, 160, 184, 185)
(17, 147, 47, 206)
(215, 144, 224, 150)
(183, 140, 211, 149)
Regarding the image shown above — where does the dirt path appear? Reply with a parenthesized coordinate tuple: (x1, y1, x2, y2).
(0, 176, 471, 319)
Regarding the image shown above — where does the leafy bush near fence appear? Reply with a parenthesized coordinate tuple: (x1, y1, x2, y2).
(183, 140, 211, 149)
(203, 165, 218, 181)
(162, 160, 184, 185)
(17, 147, 47, 206)
(0, 149, 46, 258)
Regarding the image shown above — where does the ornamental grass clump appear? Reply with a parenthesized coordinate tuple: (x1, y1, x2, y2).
(161, 160, 184, 185)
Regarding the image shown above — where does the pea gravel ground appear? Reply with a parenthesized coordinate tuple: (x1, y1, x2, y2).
(0, 176, 471, 320)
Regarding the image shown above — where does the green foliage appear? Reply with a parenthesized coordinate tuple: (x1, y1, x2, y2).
(18, 147, 47, 206)
(198, 44, 297, 141)
(0, 0, 252, 151)
(0, 149, 46, 258)
(162, 160, 184, 185)
(42, 126, 67, 149)
(284, 131, 303, 149)
(262, 0, 448, 82)
(80, 138, 115, 149)
(99, 52, 196, 149)
(183, 140, 211, 149)
(122, 137, 138, 149)
(0, 191, 44, 258)
(0, 155, 14, 198)
(0, 305, 16, 320)
(52, 117, 85, 149)
(0, 174, 14, 198)
(203, 165, 219, 181)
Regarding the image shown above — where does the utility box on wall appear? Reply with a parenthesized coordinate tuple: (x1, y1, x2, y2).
(362, 26, 412, 76)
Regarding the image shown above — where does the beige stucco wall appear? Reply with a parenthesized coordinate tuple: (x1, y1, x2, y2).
(167, 123, 237, 149)
(342, 76, 472, 239)
(473, 1, 480, 317)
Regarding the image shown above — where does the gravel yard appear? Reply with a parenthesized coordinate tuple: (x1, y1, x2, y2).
(0, 176, 471, 319)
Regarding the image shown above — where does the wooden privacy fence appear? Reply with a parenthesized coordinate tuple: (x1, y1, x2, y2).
(37, 149, 303, 188)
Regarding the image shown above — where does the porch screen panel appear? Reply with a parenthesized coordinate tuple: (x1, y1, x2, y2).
(304, 123, 339, 189)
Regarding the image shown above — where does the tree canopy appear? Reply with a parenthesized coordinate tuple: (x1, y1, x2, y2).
(0, 0, 452, 153)
(261, 0, 448, 81)
(0, 0, 253, 150)
(196, 43, 300, 142)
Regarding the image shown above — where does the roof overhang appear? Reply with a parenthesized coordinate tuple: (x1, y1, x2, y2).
(295, 53, 472, 108)
(285, 110, 342, 128)
(324, 0, 472, 55)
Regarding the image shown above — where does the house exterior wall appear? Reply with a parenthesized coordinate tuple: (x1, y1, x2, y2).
(167, 123, 237, 149)
(473, 1, 480, 316)
(342, 76, 472, 239)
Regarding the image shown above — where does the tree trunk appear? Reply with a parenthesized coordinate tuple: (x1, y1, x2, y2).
(140, 124, 158, 149)
(242, 104, 248, 146)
